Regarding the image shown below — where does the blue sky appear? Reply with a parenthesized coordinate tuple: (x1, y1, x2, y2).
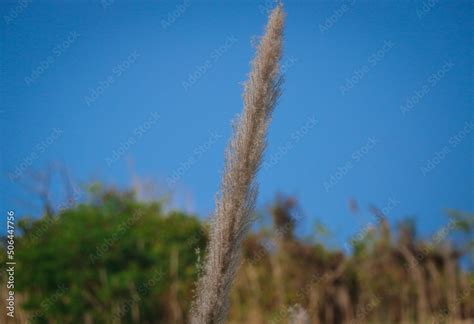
(1, 0, 472, 247)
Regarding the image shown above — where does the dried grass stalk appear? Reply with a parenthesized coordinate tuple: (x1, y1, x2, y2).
(190, 4, 285, 324)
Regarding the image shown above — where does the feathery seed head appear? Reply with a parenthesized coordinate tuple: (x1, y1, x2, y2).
(190, 5, 285, 324)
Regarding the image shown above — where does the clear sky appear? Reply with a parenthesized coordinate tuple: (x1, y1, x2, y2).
(1, 0, 472, 247)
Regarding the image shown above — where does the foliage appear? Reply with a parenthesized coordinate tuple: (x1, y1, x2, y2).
(9, 188, 206, 323)
(1, 189, 473, 323)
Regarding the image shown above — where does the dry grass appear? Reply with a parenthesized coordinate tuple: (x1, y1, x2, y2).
(190, 4, 285, 324)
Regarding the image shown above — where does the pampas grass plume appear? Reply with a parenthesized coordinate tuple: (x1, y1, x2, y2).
(190, 4, 285, 323)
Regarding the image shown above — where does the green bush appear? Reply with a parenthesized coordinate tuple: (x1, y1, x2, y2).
(14, 188, 206, 323)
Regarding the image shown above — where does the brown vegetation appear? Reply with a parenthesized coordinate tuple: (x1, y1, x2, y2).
(229, 196, 474, 323)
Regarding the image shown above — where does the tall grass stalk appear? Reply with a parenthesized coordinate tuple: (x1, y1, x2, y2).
(190, 4, 285, 323)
